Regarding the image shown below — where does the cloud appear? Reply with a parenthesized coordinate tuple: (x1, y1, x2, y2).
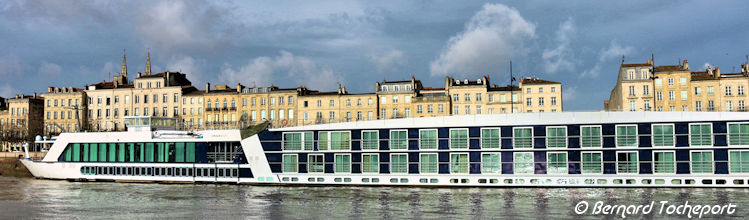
(220, 51, 341, 90)
(369, 48, 405, 71)
(135, 1, 232, 52)
(0, 0, 114, 27)
(39, 61, 61, 79)
(580, 40, 634, 78)
(542, 18, 576, 74)
(562, 85, 578, 103)
(429, 3, 535, 77)
(0, 54, 22, 78)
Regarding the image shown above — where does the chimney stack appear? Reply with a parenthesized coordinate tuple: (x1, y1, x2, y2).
(714, 67, 721, 79)
(33, 92, 37, 98)
(683, 60, 689, 70)
(237, 83, 242, 93)
(138, 72, 142, 78)
(206, 82, 211, 92)
(48, 87, 54, 93)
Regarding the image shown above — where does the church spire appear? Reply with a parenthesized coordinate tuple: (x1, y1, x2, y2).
(121, 49, 127, 77)
(145, 48, 152, 75)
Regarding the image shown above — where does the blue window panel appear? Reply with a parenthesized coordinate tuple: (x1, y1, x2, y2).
(299, 164, 307, 173)
(352, 164, 361, 174)
(603, 137, 615, 148)
(470, 152, 481, 162)
(713, 122, 726, 133)
(439, 164, 450, 174)
(324, 153, 334, 162)
(501, 127, 513, 137)
(469, 139, 480, 149)
(239, 168, 254, 178)
(351, 129, 361, 139)
(351, 153, 361, 162)
(637, 123, 651, 134)
(568, 150, 580, 161)
(675, 123, 689, 134)
(675, 150, 689, 161)
(380, 140, 388, 150)
(408, 128, 419, 138)
(502, 163, 513, 174)
(533, 125, 546, 136)
(351, 141, 361, 151)
(470, 163, 481, 174)
(534, 152, 546, 162)
(469, 127, 480, 137)
(379, 129, 389, 139)
(259, 130, 282, 141)
(568, 163, 581, 174)
(567, 125, 580, 136)
(439, 152, 450, 162)
(716, 162, 728, 174)
(409, 140, 419, 150)
(438, 140, 449, 150)
(639, 163, 652, 174)
(602, 124, 616, 135)
(676, 136, 689, 147)
(324, 164, 334, 173)
(438, 128, 449, 138)
(408, 153, 420, 162)
(380, 164, 389, 174)
(501, 152, 514, 162)
(298, 153, 308, 162)
(501, 139, 513, 149)
(638, 150, 652, 161)
(568, 137, 580, 148)
(603, 151, 616, 161)
(676, 162, 690, 174)
(714, 135, 727, 147)
(714, 149, 728, 161)
(380, 153, 390, 162)
(409, 164, 419, 174)
(534, 138, 545, 149)
(639, 136, 651, 147)
(535, 163, 546, 174)
(265, 153, 281, 162)
(270, 164, 282, 173)
(603, 163, 616, 174)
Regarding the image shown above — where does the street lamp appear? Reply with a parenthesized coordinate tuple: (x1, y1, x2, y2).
(649, 75, 659, 112)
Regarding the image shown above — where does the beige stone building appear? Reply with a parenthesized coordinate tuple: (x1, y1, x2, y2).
(518, 78, 563, 113)
(181, 88, 205, 130)
(412, 87, 450, 117)
(296, 86, 378, 125)
(445, 76, 561, 114)
(41, 87, 88, 136)
(652, 62, 692, 111)
(0, 94, 44, 152)
(376, 78, 423, 119)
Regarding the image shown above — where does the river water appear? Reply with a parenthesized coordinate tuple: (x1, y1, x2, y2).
(0, 176, 747, 219)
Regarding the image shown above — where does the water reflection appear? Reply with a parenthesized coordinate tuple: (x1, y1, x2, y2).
(0, 177, 747, 219)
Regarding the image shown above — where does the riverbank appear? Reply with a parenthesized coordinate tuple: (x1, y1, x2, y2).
(0, 152, 45, 178)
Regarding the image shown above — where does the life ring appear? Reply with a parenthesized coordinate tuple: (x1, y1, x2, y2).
(281, 119, 288, 127)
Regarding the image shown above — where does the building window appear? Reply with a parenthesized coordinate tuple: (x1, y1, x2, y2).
(652, 124, 674, 147)
(476, 93, 482, 101)
(617, 151, 638, 174)
(726, 86, 733, 96)
(629, 86, 635, 96)
(362, 154, 379, 173)
(740, 100, 746, 111)
(513, 127, 533, 148)
(679, 77, 687, 86)
(464, 106, 470, 115)
(334, 154, 351, 173)
(643, 85, 649, 95)
(582, 152, 603, 174)
(419, 129, 438, 149)
(390, 154, 408, 173)
(653, 151, 675, 173)
(667, 78, 674, 86)
(668, 90, 674, 101)
(449, 129, 468, 149)
(450, 153, 469, 174)
(708, 86, 714, 95)
(616, 125, 637, 147)
(481, 153, 501, 174)
(513, 152, 534, 174)
(695, 101, 703, 111)
(680, 90, 687, 100)
(727, 101, 733, 111)
(546, 127, 566, 148)
(438, 104, 444, 113)
(392, 96, 398, 104)
(695, 87, 701, 95)
(691, 151, 713, 174)
(526, 98, 532, 106)
(656, 91, 662, 101)
(629, 101, 635, 111)
(729, 150, 749, 173)
(526, 88, 531, 94)
(389, 130, 408, 150)
(739, 86, 745, 96)
(282, 155, 298, 173)
(628, 70, 635, 80)
(417, 105, 423, 114)
(538, 97, 544, 106)
(547, 152, 567, 174)
(644, 100, 651, 111)
(551, 97, 557, 106)
(452, 94, 459, 102)
(655, 78, 662, 86)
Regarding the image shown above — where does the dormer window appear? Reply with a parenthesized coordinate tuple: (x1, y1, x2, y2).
(405, 85, 412, 91)
(394, 85, 400, 91)
(381, 85, 388, 92)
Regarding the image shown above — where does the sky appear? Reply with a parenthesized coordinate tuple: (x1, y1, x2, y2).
(1, 0, 749, 111)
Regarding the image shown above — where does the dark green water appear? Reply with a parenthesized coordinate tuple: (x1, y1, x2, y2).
(0, 176, 747, 219)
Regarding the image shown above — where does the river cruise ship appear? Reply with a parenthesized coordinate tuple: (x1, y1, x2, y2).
(20, 112, 749, 187)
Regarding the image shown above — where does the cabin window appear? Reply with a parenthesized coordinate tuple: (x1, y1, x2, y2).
(582, 152, 602, 174)
(617, 151, 638, 174)
(616, 125, 637, 147)
(481, 128, 500, 148)
(390, 154, 408, 173)
(420, 153, 438, 174)
(546, 127, 567, 148)
(653, 151, 675, 173)
(513, 127, 533, 148)
(689, 123, 713, 146)
(652, 124, 675, 147)
(513, 152, 534, 174)
(283, 132, 304, 150)
(308, 154, 325, 173)
(729, 151, 749, 173)
(318, 131, 351, 151)
(728, 123, 749, 145)
(547, 152, 567, 174)
(419, 129, 438, 149)
(282, 154, 298, 173)
(362, 154, 379, 173)
(450, 153, 469, 174)
(449, 129, 469, 149)
(481, 153, 501, 174)
(334, 154, 351, 173)
(389, 130, 408, 150)
(691, 151, 713, 174)
(581, 126, 602, 148)
(361, 131, 379, 150)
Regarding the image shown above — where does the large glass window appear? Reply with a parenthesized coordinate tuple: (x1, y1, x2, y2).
(283, 155, 298, 173)
(653, 151, 675, 174)
(616, 125, 637, 147)
(513, 127, 533, 148)
(420, 154, 438, 174)
(582, 152, 602, 174)
(728, 123, 749, 146)
(652, 124, 674, 147)
(334, 154, 351, 173)
(616, 151, 638, 174)
(390, 154, 408, 173)
(547, 152, 567, 174)
(282, 132, 305, 150)
(730, 151, 749, 173)
(362, 154, 379, 173)
(361, 131, 379, 150)
(481, 128, 500, 149)
(691, 151, 713, 174)
(546, 127, 567, 148)
(513, 152, 534, 174)
(481, 153, 501, 174)
(319, 131, 351, 150)
(450, 153, 469, 174)
(690, 124, 713, 146)
(449, 129, 468, 149)
(390, 130, 408, 150)
(419, 129, 438, 149)
(580, 126, 602, 148)
(308, 154, 324, 173)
